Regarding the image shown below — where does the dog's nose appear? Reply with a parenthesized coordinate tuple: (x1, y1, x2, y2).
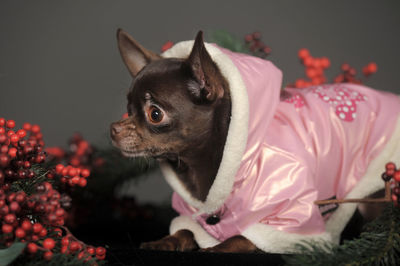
(110, 122, 123, 138)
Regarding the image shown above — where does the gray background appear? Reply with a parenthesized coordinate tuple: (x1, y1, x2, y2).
(1, 0, 400, 202)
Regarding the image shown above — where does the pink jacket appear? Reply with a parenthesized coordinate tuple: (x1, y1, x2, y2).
(160, 42, 400, 253)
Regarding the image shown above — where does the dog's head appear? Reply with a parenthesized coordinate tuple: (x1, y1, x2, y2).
(110, 30, 229, 159)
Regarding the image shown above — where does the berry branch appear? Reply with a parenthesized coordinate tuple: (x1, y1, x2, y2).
(0, 118, 106, 265)
(315, 162, 400, 206)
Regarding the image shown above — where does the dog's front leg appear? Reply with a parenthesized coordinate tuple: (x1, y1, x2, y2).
(200, 235, 260, 253)
(140, 229, 199, 251)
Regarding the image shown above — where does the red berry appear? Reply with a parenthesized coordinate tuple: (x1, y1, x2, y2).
(39, 228, 48, 237)
(77, 251, 85, 260)
(61, 236, 70, 246)
(55, 164, 64, 174)
(15, 227, 26, 238)
(46, 172, 55, 179)
(43, 182, 52, 191)
(33, 223, 43, 234)
(27, 243, 38, 254)
(6, 120, 15, 129)
(68, 167, 77, 177)
(78, 178, 87, 187)
(367, 62, 377, 73)
(341, 63, 351, 72)
(393, 187, 400, 195)
(61, 245, 69, 254)
(43, 251, 53, 260)
(55, 208, 65, 217)
(161, 41, 174, 52)
(23, 123, 31, 131)
(392, 194, 398, 202)
(295, 79, 307, 88)
(0, 134, 6, 144)
(394, 171, 400, 182)
(71, 176, 80, 185)
(96, 247, 106, 256)
(35, 133, 43, 140)
(7, 192, 16, 202)
(0, 205, 9, 215)
(31, 125, 40, 134)
(4, 213, 16, 224)
(43, 238, 56, 250)
(8, 147, 17, 158)
(70, 157, 80, 167)
(306, 68, 317, 79)
(21, 220, 32, 231)
(312, 58, 322, 69)
(303, 57, 314, 67)
(0, 154, 10, 167)
(70, 241, 81, 252)
(9, 201, 20, 213)
(321, 57, 331, 69)
(15, 192, 26, 203)
(16, 129, 27, 138)
(22, 161, 30, 169)
(386, 162, 396, 171)
(87, 246, 95, 254)
(298, 48, 310, 60)
(0, 128, 4, 135)
(2, 224, 13, 234)
(61, 167, 69, 176)
(244, 34, 253, 42)
(0, 118, 5, 127)
(122, 113, 129, 119)
(81, 169, 90, 178)
(96, 254, 106, 260)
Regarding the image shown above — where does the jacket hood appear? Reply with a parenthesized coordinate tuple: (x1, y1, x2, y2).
(160, 41, 283, 215)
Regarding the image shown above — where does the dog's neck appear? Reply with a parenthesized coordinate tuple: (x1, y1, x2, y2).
(167, 94, 231, 202)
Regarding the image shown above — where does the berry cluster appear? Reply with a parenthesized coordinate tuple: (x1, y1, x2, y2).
(46, 133, 104, 172)
(0, 118, 105, 263)
(161, 41, 174, 52)
(291, 48, 378, 88)
(0, 119, 45, 183)
(48, 164, 90, 188)
(245, 32, 271, 58)
(295, 49, 330, 88)
(383, 162, 400, 206)
(60, 235, 106, 261)
(333, 62, 377, 84)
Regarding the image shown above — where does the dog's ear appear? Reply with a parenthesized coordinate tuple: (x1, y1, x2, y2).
(187, 31, 224, 102)
(117, 29, 161, 77)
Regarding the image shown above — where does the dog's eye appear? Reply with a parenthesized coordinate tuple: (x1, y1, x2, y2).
(147, 106, 164, 124)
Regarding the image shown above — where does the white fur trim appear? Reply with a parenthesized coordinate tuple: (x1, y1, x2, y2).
(242, 223, 332, 253)
(160, 41, 249, 215)
(170, 215, 220, 248)
(326, 110, 400, 243)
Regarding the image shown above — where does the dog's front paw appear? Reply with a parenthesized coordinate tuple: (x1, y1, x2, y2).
(199, 247, 219, 253)
(140, 237, 180, 251)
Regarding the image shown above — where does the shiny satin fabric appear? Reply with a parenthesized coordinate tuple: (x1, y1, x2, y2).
(172, 45, 400, 242)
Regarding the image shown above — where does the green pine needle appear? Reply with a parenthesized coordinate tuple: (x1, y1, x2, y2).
(284, 204, 400, 266)
(207, 30, 251, 54)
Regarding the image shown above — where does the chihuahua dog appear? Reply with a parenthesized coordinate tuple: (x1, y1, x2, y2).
(111, 29, 256, 252)
(111, 29, 400, 253)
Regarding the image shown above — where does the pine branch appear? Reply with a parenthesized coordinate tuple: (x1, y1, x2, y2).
(284, 204, 400, 266)
(12, 252, 106, 266)
(208, 30, 251, 54)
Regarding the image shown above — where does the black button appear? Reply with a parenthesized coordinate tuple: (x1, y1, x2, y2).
(206, 214, 220, 225)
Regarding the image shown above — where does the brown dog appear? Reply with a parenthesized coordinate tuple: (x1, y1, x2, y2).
(110, 29, 258, 252)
